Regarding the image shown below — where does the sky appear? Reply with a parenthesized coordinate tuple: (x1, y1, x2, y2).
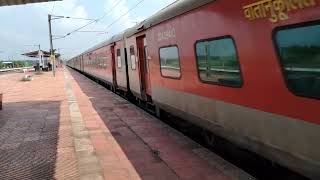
(0, 0, 177, 61)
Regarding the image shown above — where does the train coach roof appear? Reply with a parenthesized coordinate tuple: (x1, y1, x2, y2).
(111, 32, 125, 42)
(145, 0, 215, 28)
(124, 21, 145, 38)
(80, 31, 125, 56)
(125, 0, 215, 38)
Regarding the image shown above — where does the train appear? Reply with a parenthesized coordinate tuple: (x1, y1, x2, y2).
(67, 0, 320, 179)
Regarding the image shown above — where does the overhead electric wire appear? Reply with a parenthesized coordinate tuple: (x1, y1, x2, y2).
(69, 20, 97, 37)
(105, 0, 145, 30)
(53, 0, 124, 38)
(62, 17, 98, 21)
(53, 0, 146, 40)
(53, 36, 66, 40)
(51, 1, 56, 14)
(89, 0, 123, 30)
(77, 31, 107, 33)
(51, 15, 98, 21)
(98, 0, 124, 22)
(53, 19, 100, 40)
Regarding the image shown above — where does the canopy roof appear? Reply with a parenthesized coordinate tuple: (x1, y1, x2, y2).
(1, 61, 13, 64)
(0, 0, 61, 6)
(22, 50, 60, 58)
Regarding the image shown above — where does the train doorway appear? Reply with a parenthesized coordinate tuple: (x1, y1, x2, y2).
(111, 45, 117, 89)
(80, 55, 84, 71)
(137, 36, 151, 100)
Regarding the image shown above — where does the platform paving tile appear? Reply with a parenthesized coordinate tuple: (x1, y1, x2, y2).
(0, 70, 79, 180)
(0, 68, 254, 180)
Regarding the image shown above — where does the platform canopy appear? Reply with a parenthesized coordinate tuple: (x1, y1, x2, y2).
(1, 61, 13, 64)
(0, 0, 61, 6)
(22, 50, 60, 58)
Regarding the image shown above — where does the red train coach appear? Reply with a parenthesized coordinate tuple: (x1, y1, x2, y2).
(81, 41, 114, 87)
(75, 37, 124, 92)
(144, 0, 320, 179)
(68, 0, 320, 179)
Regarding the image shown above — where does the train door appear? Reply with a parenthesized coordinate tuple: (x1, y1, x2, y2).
(137, 35, 151, 99)
(111, 45, 117, 89)
(81, 55, 84, 71)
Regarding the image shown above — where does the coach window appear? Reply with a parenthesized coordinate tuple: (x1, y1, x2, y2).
(195, 37, 242, 87)
(95, 56, 98, 68)
(103, 57, 107, 69)
(130, 46, 136, 70)
(275, 23, 320, 99)
(159, 45, 181, 78)
(116, 49, 121, 68)
(99, 57, 102, 69)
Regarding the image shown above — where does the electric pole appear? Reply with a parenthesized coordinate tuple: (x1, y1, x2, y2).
(48, 14, 55, 77)
(38, 44, 41, 71)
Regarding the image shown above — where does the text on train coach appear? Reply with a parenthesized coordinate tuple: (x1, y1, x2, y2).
(243, 0, 317, 23)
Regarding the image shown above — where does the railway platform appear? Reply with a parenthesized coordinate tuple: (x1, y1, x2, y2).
(0, 67, 254, 180)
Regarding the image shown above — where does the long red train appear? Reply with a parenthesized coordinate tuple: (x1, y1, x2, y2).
(67, 0, 320, 179)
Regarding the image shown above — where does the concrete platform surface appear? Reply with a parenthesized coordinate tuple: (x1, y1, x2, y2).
(0, 68, 254, 180)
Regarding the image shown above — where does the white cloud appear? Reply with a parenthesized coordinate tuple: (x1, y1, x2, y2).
(37, 0, 87, 17)
(102, 0, 177, 35)
(0, 0, 177, 60)
(105, 0, 134, 31)
(35, 0, 88, 30)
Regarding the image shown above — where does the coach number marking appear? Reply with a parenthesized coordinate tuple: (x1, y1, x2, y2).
(158, 27, 176, 41)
